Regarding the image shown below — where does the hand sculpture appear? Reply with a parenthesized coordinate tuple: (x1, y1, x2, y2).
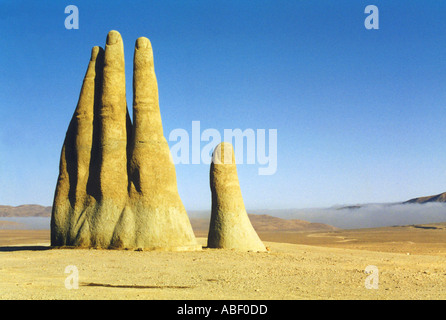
(207, 143, 266, 252)
(51, 31, 200, 251)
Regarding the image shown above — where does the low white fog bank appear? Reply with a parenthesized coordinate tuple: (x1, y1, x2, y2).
(251, 203, 446, 229)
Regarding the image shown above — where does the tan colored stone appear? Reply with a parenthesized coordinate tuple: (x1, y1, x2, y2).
(207, 142, 267, 252)
(51, 31, 200, 251)
(121, 36, 199, 250)
(51, 45, 104, 247)
(98, 30, 129, 203)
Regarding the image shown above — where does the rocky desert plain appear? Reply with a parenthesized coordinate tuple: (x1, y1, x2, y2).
(1, 212, 446, 300)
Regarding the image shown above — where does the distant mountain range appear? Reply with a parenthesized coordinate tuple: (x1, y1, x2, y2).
(403, 192, 446, 204)
(2, 191, 446, 231)
(335, 192, 446, 210)
(191, 214, 338, 233)
(0, 205, 51, 217)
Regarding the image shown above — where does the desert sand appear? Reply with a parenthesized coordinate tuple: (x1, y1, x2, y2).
(1, 226, 446, 300)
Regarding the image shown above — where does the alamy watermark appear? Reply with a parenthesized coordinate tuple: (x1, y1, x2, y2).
(168, 121, 277, 175)
(64, 5, 79, 29)
(364, 5, 379, 30)
(64, 265, 79, 289)
(364, 265, 379, 289)
(64, 4, 378, 31)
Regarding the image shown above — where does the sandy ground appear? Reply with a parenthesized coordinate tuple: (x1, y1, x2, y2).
(256, 224, 446, 256)
(1, 228, 446, 300)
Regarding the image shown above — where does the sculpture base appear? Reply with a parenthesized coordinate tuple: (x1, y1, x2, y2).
(51, 244, 203, 252)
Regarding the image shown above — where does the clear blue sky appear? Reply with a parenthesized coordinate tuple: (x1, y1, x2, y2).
(1, 0, 445, 210)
